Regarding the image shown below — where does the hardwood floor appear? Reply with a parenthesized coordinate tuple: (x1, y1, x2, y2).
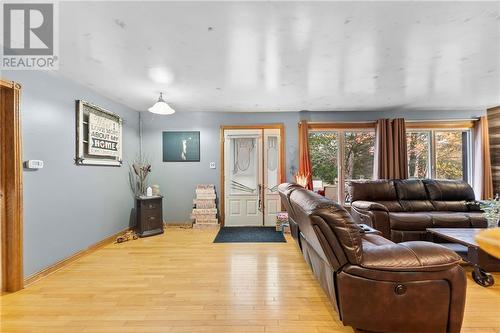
(0, 227, 499, 333)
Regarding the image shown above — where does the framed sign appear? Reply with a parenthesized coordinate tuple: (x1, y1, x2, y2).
(75, 100, 123, 166)
(162, 131, 200, 162)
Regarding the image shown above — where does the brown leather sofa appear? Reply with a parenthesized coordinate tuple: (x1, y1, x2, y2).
(279, 183, 466, 333)
(350, 179, 487, 242)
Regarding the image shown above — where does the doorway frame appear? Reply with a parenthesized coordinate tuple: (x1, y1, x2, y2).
(0, 79, 23, 292)
(219, 124, 286, 227)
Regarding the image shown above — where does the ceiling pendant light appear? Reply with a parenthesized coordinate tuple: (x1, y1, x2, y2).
(148, 92, 175, 115)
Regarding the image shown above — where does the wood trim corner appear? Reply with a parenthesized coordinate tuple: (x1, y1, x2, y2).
(1, 79, 23, 292)
(24, 227, 130, 287)
(279, 125, 286, 184)
(219, 126, 225, 226)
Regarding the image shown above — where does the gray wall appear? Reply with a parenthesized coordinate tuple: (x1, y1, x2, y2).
(141, 108, 485, 223)
(3, 71, 140, 277)
(141, 111, 300, 222)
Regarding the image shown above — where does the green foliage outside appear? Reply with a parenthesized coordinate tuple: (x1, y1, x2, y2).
(343, 132, 375, 180)
(309, 132, 338, 184)
(310, 130, 465, 192)
(407, 131, 464, 180)
(407, 132, 429, 178)
(308, 131, 375, 185)
(435, 132, 464, 180)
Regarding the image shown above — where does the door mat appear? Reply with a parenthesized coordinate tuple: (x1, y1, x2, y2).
(214, 227, 286, 243)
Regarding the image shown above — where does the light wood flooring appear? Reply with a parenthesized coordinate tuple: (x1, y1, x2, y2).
(0, 227, 499, 332)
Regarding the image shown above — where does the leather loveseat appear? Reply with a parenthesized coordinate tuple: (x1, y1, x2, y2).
(350, 179, 487, 242)
(278, 183, 466, 333)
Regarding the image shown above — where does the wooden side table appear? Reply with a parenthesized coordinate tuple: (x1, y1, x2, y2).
(136, 196, 164, 237)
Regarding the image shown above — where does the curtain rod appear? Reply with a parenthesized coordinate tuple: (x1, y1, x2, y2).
(405, 118, 479, 122)
(301, 118, 479, 125)
(304, 120, 375, 124)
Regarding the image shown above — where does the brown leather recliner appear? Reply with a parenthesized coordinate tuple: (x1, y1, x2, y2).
(350, 179, 487, 242)
(279, 183, 466, 333)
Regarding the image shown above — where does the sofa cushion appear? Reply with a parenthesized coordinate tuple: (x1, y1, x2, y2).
(395, 180, 435, 212)
(390, 211, 478, 231)
(463, 212, 488, 227)
(431, 201, 469, 212)
(360, 241, 462, 271)
(389, 212, 432, 231)
(425, 212, 471, 228)
(423, 179, 475, 212)
(351, 180, 403, 212)
(395, 179, 429, 200)
(351, 180, 397, 201)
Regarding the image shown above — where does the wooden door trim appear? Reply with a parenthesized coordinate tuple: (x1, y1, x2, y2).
(219, 124, 285, 227)
(1, 79, 23, 292)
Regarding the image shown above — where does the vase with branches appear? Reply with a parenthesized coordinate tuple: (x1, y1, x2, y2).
(129, 155, 151, 197)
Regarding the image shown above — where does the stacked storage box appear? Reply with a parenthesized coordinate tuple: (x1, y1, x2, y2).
(192, 184, 219, 228)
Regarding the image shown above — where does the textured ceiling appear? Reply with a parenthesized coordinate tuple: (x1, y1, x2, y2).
(59, 1, 500, 112)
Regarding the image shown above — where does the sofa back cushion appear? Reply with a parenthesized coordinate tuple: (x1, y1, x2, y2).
(350, 180, 403, 212)
(423, 179, 476, 212)
(394, 179, 435, 212)
(282, 184, 363, 267)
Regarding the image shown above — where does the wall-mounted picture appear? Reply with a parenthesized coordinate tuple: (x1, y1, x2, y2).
(75, 100, 123, 166)
(162, 131, 200, 162)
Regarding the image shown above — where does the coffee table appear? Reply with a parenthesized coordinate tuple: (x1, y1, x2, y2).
(427, 228, 500, 287)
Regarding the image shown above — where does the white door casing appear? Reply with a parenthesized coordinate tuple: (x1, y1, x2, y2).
(223, 128, 282, 227)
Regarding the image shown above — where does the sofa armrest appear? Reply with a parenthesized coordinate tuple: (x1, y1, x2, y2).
(351, 204, 391, 239)
(351, 200, 388, 212)
(361, 241, 462, 272)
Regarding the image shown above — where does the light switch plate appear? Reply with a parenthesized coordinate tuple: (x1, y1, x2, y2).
(209, 162, 216, 169)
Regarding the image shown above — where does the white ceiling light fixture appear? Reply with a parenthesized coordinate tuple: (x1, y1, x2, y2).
(148, 92, 175, 115)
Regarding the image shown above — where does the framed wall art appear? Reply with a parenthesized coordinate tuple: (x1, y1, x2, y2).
(75, 100, 123, 166)
(162, 131, 200, 162)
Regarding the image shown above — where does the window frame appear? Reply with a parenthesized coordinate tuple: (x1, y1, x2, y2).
(406, 125, 473, 183)
(308, 122, 376, 204)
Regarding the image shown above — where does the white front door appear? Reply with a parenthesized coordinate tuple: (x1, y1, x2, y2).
(224, 128, 282, 227)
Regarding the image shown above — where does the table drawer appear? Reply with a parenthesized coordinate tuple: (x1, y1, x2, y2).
(141, 200, 161, 211)
(141, 213, 163, 230)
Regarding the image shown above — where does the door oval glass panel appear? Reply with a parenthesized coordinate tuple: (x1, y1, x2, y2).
(230, 137, 258, 195)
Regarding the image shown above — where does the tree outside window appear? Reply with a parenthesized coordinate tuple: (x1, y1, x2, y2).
(406, 129, 470, 182)
(309, 131, 338, 185)
(308, 129, 375, 203)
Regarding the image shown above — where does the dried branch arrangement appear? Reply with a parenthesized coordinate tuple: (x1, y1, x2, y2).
(129, 155, 152, 196)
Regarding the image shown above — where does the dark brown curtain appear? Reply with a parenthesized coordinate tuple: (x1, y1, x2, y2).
(473, 116, 494, 199)
(375, 118, 408, 179)
(298, 120, 313, 190)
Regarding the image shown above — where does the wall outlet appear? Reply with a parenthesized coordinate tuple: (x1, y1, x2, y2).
(209, 162, 216, 169)
(24, 160, 44, 169)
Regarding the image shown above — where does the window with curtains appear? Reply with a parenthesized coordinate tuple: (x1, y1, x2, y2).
(406, 128, 472, 182)
(309, 128, 376, 203)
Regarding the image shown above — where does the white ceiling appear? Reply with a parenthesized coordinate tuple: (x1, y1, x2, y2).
(59, 1, 500, 112)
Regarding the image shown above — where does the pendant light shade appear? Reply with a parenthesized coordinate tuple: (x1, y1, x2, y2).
(148, 92, 175, 115)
